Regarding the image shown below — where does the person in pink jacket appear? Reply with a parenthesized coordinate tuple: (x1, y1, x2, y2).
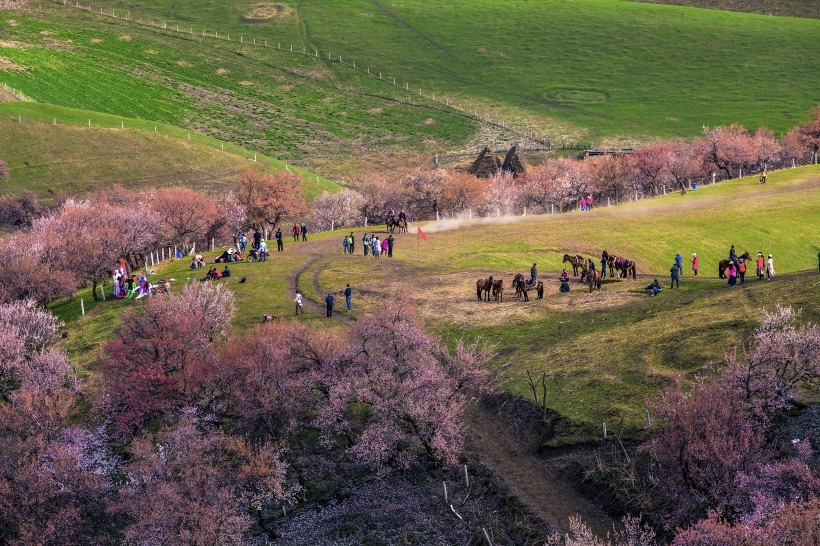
(726, 262, 738, 287)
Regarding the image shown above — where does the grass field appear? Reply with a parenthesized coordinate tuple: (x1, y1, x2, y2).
(52, 166, 820, 444)
(0, 102, 339, 200)
(0, 6, 479, 178)
(630, 0, 820, 19)
(79, 0, 820, 144)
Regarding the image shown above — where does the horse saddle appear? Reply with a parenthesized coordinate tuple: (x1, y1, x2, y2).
(525, 279, 536, 288)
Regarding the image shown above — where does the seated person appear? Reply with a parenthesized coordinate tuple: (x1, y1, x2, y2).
(644, 279, 663, 296)
(222, 266, 231, 278)
(212, 268, 222, 279)
(560, 280, 570, 292)
(190, 257, 199, 270)
(559, 269, 570, 282)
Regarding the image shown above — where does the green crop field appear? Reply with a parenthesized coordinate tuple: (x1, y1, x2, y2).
(80, 0, 820, 145)
(0, 102, 338, 200)
(0, 6, 478, 179)
(53, 165, 820, 444)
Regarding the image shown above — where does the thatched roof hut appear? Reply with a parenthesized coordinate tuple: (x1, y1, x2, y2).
(468, 146, 501, 179)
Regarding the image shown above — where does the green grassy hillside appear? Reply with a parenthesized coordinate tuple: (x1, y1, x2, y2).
(80, 0, 820, 144)
(53, 166, 820, 444)
(0, 102, 339, 200)
(0, 7, 478, 179)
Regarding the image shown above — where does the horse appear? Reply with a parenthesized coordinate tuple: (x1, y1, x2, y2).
(581, 268, 601, 292)
(513, 273, 543, 302)
(607, 255, 637, 279)
(386, 216, 397, 233)
(563, 254, 587, 276)
(476, 275, 494, 301)
(492, 279, 504, 302)
(719, 252, 751, 279)
(397, 218, 408, 234)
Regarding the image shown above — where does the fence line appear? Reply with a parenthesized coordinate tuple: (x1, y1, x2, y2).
(1, 82, 35, 102)
(51, 0, 555, 150)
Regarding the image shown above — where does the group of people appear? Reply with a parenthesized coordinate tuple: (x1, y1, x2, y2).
(578, 194, 594, 212)
(351, 233, 395, 258)
(111, 258, 169, 298)
(203, 266, 230, 281)
(293, 285, 353, 317)
(291, 222, 308, 242)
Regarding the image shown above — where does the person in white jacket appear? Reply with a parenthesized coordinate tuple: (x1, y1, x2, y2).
(766, 254, 775, 280)
(295, 290, 304, 314)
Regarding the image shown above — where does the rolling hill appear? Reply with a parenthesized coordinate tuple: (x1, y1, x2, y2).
(0, 102, 339, 200)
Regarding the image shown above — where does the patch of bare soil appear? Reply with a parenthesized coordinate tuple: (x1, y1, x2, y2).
(279, 84, 294, 92)
(422, 118, 436, 125)
(7, 19, 19, 26)
(0, 56, 26, 70)
(119, 35, 131, 41)
(176, 60, 189, 66)
(367, 107, 383, 114)
(215, 67, 229, 75)
(292, 67, 329, 81)
(243, 3, 292, 20)
(0, 86, 19, 101)
(238, 80, 253, 86)
(0, 39, 31, 48)
(90, 38, 103, 44)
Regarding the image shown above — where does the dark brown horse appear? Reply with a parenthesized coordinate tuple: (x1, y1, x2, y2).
(563, 254, 587, 276)
(476, 276, 494, 301)
(492, 278, 504, 302)
(581, 268, 601, 292)
(386, 217, 397, 233)
(397, 218, 408, 234)
(719, 252, 751, 279)
(607, 255, 637, 279)
(513, 274, 543, 301)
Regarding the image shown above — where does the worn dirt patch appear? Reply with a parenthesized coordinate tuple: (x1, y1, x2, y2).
(8, 20, 18, 27)
(0, 56, 26, 70)
(144, 49, 157, 55)
(176, 60, 189, 66)
(367, 107, 383, 114)
(243, 3, 292, 20)
(39, 30, 51, 36)
(477, 47, 487, 53)
(422, 118, 435, 126)
(0, 40, 31, 48)
(279, 84, 294, 92)
(238, 80, 253, 86)
(292, 67, 328, 81)
(360, 12, 374, 17)
(216, 68, 229, 75)
(119, 35, 131, 41)
(90, 38, 103, 44)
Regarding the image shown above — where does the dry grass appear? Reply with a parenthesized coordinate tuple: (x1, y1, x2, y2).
(243, 3, 293, 20)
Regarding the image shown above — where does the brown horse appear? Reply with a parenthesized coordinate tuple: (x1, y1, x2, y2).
(476, 276, 494, 301)
(581, 268, 601, 292)
(397, 218, 408, 234)
(719, 252, 751, 279)
(513, 274, 543, 301)
(563, 254, 587, 276)
(492, 278, 504, 302)
(386, 217, 397, 233)
(607, 255, 637, 279)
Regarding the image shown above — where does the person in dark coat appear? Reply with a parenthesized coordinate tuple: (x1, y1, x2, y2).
(530, 263, 537, 283)
(675, 253, 683, 276)
(387, 235, 394, 258)
(300, 222, 307, 241)
(222, 265, 231, 278)
(601, 251, 609, 279)
(253, 230, 262, 251)
(729, 245, 738, 262)
(559, 280, 570, 292)
(325, 293, 334, 317)
(275, 228, 284, 251)
(670, 263, 680, 288)
(344, 284, 352, 311)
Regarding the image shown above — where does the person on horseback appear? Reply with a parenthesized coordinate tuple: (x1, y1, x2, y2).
(729, 244, 738, 263)
(399, 209, 407, 223)
(387, 208, 396, 223)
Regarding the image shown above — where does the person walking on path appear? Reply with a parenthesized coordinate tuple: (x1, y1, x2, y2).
(275, 228, 284, 252)
(344, 284, 352, 311)
(691, 253, 699, 277)
(342, 235, 349, 254)
(675, 253, 683, 276)
(387, 235, 394, 257)
(756, 252, 765, 280)
(253, 229, 262, 251)
(362, 234, 370, 256)
(295, 291, 304, 315)
(300, 222, 308, 241)
(292, 223, 299, 242)
(670, 263, 680, 288)
(738, 258, 747, 285)
(579, 196, 587, 212)
(349, 233, 355, 255)
(325, 293, 334, 317)
(587, 194, 594, 210)
(727, 262, 738, 287)
(766, 254, 775, 279)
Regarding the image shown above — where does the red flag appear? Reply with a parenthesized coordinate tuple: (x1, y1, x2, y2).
(417, 226, 427, 241)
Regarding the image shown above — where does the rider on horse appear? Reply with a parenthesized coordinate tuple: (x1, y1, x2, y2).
(729, 244, 738, 263)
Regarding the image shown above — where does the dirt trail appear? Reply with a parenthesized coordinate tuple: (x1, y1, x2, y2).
(464, 401, 616, 537)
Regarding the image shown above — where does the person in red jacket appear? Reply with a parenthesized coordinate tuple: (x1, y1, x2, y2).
(737, 258, 747, 285)
(756, 252, 765, 280)
(691, 253, 699, 277)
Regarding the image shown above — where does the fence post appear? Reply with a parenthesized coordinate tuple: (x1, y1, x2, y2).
(100, 284, 106, 301)
(603, 421, 607, 439)
(712, 172, 716, 184)
(607, 196, 611, 207)
(81, 298, 85, 317)
(739, 167, 742, 178)
(331, 220, 334, 231)
(646, 409, 651, 429)
(364, 217, 368, 227)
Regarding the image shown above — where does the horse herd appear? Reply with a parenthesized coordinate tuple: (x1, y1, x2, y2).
(475, 251, 639, 301)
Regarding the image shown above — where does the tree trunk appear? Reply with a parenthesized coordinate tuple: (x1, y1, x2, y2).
(92, 280, 99, 302)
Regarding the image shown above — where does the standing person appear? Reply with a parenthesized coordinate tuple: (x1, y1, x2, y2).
(348, 233, 354, 255)
(579, 196, 587, 212)
(738, 258, 747, 285)
(301, 222, 308, 241)
(670, 262, 680, 288)
(727, 262, 738, 287)
(587, 194, 594, 210)
(530, 263, 538, 283)
(601, 251, 608, 279)
(387, 235, 394, 258)
(325, 293, 334, 317)
(294, 290, 304, 315)
(239, 234, 247, 253)
(362, 233, 370, 256)
(292, 223, 299, 242)
(259, 240, 268, 261)
(342, 235, 349, 254)
(253, 229, 262, 251)
(372, 236, 380, 258)
(691, 253, 699, 277)
(756, 252, 765, 280)
(344, 284, 352, 311)
(817, 250, 820, 273)
(381, 237, 389, 257)
(766, 254, 775, 279)
(759, 171, 767, 184)
(675, 253, 683, 276)
(275, 228, 283, 252)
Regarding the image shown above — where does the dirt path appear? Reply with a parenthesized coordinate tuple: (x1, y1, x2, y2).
(287, 239, 355, 323)
(464, 401, 616, 537)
